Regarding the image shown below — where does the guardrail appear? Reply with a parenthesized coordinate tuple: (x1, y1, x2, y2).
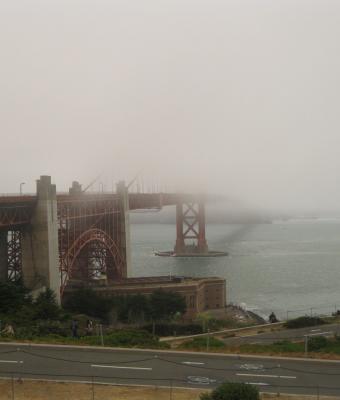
(160, 321, 284, 343)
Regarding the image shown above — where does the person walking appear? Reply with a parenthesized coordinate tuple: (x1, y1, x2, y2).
(71, 319, 78, 338)
(86, 319, 93, 335)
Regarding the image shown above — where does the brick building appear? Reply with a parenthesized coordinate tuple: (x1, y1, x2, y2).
(65, 276, 226, 319)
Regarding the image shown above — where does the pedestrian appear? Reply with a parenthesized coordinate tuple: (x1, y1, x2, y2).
(71, 319, 78, 338)
(2, 324, 14, 336)
(269, 312, 278, 323)
(86, 319, 93, 335)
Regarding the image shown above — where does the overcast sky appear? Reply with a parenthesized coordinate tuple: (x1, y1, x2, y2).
(1, 0, 340, 212)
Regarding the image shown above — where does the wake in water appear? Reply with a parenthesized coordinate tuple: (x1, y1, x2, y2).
(210, 224, 255, 247)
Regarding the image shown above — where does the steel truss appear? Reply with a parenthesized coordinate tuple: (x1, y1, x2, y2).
(0, 205, 33, 228)
(58, 196, 125, 294)
(7, 229, 22, 281)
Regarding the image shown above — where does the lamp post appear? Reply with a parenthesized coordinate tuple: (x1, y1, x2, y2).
(20, 182, 25, 195)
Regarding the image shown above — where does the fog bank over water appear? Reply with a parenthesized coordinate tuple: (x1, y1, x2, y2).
(1, 1, 340, 213)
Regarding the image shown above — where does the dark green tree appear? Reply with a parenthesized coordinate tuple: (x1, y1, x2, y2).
(110, 294, 150, 323)
(126, 294, 150, 323)
(33, 289, 61, 320)
(149, 289, 186, 322)
(0, 280, 31, 314)
(63, 288, 113, 320)
(200, 382, 260, 400)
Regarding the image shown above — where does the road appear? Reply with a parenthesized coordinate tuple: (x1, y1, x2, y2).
(1, 342, 340, 397)
(222, 323, 340, 345)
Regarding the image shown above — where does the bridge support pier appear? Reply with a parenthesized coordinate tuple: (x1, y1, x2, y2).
(0, 231, 7, 281)
(174, 201, 208, 255)
(156, 199, 227, 258)
(21, 176, 60, 303)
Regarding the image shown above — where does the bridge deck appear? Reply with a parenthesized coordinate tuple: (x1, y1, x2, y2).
(0, 192, 200, 229)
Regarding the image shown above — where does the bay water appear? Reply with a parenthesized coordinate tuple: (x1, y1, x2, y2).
(130, 221, 340, 320)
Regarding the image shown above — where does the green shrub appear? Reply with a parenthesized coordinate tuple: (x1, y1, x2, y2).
(181, 336, 225, 350)
(83, 329, 169, 349)
(284, 316, 325, 329)
(308, 336, 329, 351)
(271, 340, 303, 352)
(201, 382, 259, 400)
(200, 394, 212, 400)
(142, 323, 203, 336)
(237, 340, 304, 354)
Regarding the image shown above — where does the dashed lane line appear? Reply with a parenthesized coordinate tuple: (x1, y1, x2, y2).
(91, 365, 152, 371)
(0, 360, 24, 364)
(182, 362, 205, 366)
(236, 373, 296, 379)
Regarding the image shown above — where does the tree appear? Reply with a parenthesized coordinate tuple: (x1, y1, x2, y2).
(63, 288, 113, 320)
(110, 294, 150, 323)
(196, 312, 213, 332)
(149, 289, 186, 322)
(0, 280, 31, 314)
(33, 289, 61, 320)
(284, 316, 325, 329)
(126, 294, 150, 323)
(200, 382, 260, 400)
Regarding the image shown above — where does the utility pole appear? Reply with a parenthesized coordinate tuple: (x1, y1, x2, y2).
(98, 324, 104, 346)
(304, 335, 309, 357)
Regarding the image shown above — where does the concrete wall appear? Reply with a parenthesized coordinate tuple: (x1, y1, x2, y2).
(0, 231, 7, 281)
(21, 176, 60, 303)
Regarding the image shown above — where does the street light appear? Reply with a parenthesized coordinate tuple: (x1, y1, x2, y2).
(20, 182, 25, 195)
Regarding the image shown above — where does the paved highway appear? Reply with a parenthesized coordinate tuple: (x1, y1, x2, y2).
(0, 343, 340, 396)
(222, 323, 340, 345)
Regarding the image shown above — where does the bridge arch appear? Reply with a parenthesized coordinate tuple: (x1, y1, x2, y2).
(60, 228, 124, 296)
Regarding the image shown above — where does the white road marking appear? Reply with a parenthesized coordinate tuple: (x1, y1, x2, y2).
(91, 365, 152, 371)
(187, 376, 216, 385)
(182, 361, 205, 366)
(0, 360, 23, 364)
(304, 331, 332, 337)
(246, 382, 270, 386)
(310, 329, 321, 332)
(239, 363, 264, 371)
(237, 373, 296, 379)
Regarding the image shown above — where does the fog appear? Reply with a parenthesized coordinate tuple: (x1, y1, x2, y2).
(1, 0, 340, 214)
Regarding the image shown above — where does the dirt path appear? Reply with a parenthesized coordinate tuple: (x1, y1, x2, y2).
(0, 380, 339, 400)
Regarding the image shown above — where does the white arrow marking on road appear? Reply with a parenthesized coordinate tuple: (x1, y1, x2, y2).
(91, 365, 152, 371)
(237, 373, 296, 379)
(239, 364, 264, 371)
(182, 361, 205, 366)
(0, 360, 23, 364)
